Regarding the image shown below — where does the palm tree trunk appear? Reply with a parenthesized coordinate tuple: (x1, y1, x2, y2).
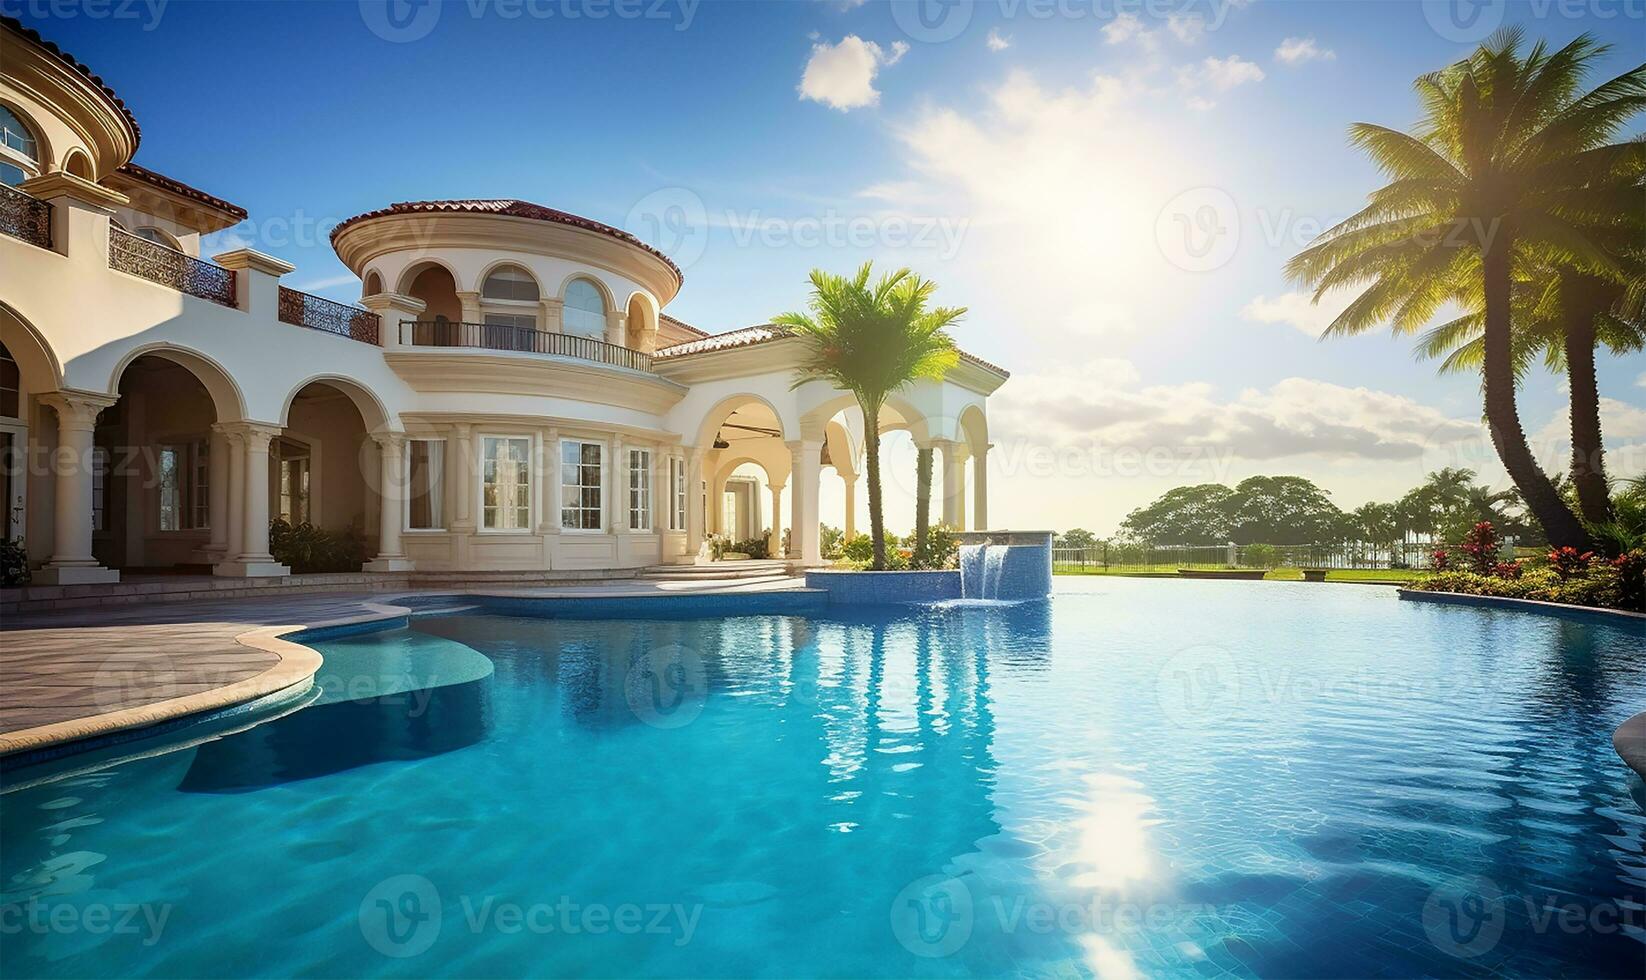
(1562, 279, 1612, 526)
(1481, 242, 1592, 549)
(913, 447, 933, 566)
(864, 401, 887, 570)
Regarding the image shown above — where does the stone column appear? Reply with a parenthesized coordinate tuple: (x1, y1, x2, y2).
(449, 423, 474, 532)
(538, 427, 561, 534)
(938, 439, 967, 529)
(360, 292, 427, 350)
(768, 482, 785, 558)
(972, 444, 990, 531)
(457, 290, 482, 324)
(604, 310, 628, 347)
(685, 449, 706, 560)
(840, 471, 858, 541)
(788, 440, 822, 565)
(540, 297, 565, 334)
(35, 391, 119, 584)
(215, 422, 288, 577)
(365, 434, 414, 572)
(611, 435, 626, 533)
(205, 427, 229, 556)
(220, 427, 246, 563)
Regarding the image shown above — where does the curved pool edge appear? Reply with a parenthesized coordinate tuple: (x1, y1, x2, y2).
(1396, 588, 1646, 623)
(0, 588, 830, 767)
(1615, 712, 1646, 781)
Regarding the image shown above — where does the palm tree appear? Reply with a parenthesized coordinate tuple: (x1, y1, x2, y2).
(1287, 29, 1645, 549)
(1418, 247, 1644, 526)
(776, 263, 964, 570)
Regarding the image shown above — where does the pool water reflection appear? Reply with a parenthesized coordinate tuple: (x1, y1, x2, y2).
(1, 579, 1642, 977)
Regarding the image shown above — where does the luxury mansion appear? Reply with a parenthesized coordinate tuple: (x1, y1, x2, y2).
(0, 19, 1003, 584)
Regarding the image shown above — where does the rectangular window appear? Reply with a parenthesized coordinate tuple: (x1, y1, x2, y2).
(482, 313, 537, 352)
(671, 457, 687, 531)
(560, 440, 603, 531)
(277, 439, 310, 525)
(407, 439, 445, 530)
(481, 436, 531, 531)
(628, 448, 652, 531)
(158, 441, 209, 530)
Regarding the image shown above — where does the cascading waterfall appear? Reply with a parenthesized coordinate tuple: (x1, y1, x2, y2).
(958, 536, 1054, 602)
(960, 544, 988, 598)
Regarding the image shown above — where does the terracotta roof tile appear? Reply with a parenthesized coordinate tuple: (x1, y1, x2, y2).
(114, 162, 246, 220)
(330, 199, 682, 283)
(2, 17, 140, 151)
(653, 324, 791, 357)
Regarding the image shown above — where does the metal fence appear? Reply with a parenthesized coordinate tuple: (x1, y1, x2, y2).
(1051, 540, 1475, 573)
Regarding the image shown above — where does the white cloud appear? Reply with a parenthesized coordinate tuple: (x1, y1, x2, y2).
(1177, 55, 1264, 108)
(1240, 289, 1353, 337)
(1275, 37, 1335, 64)
(986, 28, 1012, 52)
(994, 367, 1483, 463)
(1102, 13, 1155, 49)
(1530, 398, 1646, 479)
(1166, 13, 1205, 44)
(798, 35, 907, 111)
(1636, 371, 1645, 388)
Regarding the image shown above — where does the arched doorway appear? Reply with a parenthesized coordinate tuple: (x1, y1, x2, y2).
(694, 395, 791, 558)
(276, 380, 383, 571)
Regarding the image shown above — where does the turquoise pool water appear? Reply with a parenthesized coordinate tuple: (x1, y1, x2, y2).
(2, 579, 1642, 978)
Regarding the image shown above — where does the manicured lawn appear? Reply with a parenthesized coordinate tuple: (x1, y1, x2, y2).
(1053, 564, 1427, 584)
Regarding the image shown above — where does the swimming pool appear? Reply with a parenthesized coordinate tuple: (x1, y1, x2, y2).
(2, 579, 1642, 977)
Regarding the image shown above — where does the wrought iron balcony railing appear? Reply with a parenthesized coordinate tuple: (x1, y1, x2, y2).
(399, 320, 653, 372)
(108, 227, 236, 307)
(279, 286, 381, 345)
(0, 183, 51, 249)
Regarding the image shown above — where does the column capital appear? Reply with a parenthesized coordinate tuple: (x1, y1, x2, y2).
(456, 289, 482, 304)
(361, 291, 427, 319)
(215, 420, 283, 445)
(40, 390, 117, 430)
(371, 431, 408, 454)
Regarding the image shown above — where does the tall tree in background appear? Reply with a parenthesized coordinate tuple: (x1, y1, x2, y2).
(913, 446, 933, 561)
(1288, 30, 1645, 549)
(777, 263, 963, 570)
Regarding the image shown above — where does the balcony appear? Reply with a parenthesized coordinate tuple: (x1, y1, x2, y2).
(399, 320, 653, 372)
(279, 286, 381, 345)
(108, 227, 236, 307)
(0, 183, 51, 249)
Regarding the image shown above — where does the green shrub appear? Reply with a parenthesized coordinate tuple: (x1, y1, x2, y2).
(819, 524, 844, 559)
(911, 524, 959, 570)
(842, 533, 874, 563)
(1242, 543, 1279, 568)
(731, 536, 769, 560)
(269, 519, 366, 574)
(1415, 559, 1639, 612)
(0, 537, 30, 587)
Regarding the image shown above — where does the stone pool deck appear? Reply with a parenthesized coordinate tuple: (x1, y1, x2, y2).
(0, 575, 807, 759)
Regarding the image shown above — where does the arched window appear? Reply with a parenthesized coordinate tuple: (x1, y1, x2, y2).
(362, 270, 383, 296)
(562, 278, 606, 338)
(0, 105, 41, 187)
(64, 151, 92, 179)
(482, 265, 540, 302)
(134, 227, 182, 250)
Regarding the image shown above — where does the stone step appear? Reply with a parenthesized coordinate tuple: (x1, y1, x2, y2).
(641, 561, 792, 580)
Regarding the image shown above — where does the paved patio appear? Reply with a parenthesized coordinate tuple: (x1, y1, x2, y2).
(0, 575, 807, 757)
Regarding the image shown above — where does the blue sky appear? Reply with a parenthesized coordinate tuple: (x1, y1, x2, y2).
(25, 0, 1645, 533)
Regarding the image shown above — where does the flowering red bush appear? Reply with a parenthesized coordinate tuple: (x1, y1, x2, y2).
(1431, 548, 1451, 571)
(1459, 521, 1501, 575)
(1612, 549, 1645, 611)
(1491, 560, 1524, 580)
(1547, 546, 1596, 581)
